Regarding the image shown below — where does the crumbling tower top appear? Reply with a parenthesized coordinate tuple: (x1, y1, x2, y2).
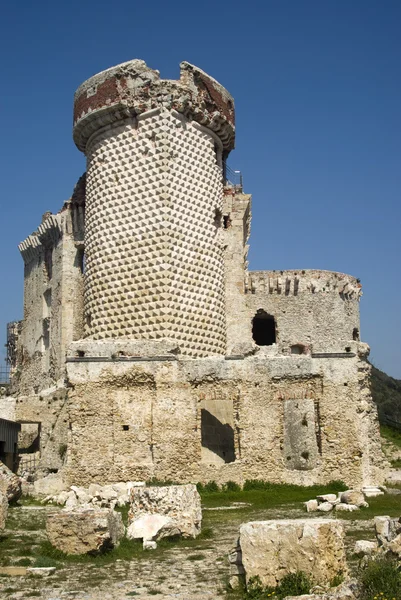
(73, 59, 235, 155)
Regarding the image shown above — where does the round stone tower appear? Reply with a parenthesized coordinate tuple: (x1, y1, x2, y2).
(73, 60, 235, 357)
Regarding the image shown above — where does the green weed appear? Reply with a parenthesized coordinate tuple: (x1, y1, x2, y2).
(359, 555, 401, 600)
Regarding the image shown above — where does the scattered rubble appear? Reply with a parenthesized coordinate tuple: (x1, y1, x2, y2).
(304, 489, 371, 513)
(46, 506, 125, 555)
(44, 480, 145, 509)
(374, 515, 401, 558)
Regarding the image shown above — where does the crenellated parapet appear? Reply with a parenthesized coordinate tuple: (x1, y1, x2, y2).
(246, 269, 362, 300)
(18, 214, 62, 264)
(73, 60, 235, 154)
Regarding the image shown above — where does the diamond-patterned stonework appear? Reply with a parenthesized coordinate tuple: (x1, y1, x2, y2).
(84, 110, 226, 357)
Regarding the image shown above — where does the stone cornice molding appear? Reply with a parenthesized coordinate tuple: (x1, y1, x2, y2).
(73, 60, 235, 154)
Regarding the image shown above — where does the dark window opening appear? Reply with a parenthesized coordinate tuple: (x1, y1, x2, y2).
(75, 248, 85, 274)
(223, 215, 231, 229)
(122, 425, 129, 431)
(214, 208, 222, 229)
(44, 247, 53, 280)
(201, 409, 235, 463)
(291, 344, 305, 355)
(252, 310, 276, 346)
(353, 328, 359, 341)
(43, 318, 50, 350)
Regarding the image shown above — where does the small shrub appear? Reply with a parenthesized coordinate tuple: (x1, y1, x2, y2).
(301, 451, 310, 460)
(359, 555, 401, 600)
(277, 572, 312, 597)
(243, 480, 270, 491)
(330, 573, 344, 588)
(202, 481, 220, 493)
(223, 481, 241, 492)
(145, 477, 175, 486)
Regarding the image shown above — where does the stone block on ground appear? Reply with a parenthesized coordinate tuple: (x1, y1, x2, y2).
(374, 515, 401, 546)
(354, 540, 377, 555)
(317, 501, 334, 512)
(0, 491, 8, 530)
(305, 499, 319, 512)
(33, 473, 65, 497)
(317, 494, 338, 503)
(335, 503, 359, 512)
(340, 490, 367, 507)
(0, 461, 21, 502)
(128, 484, 201, 540)
(362, 486, 384, 498)
(239, 518, 347, 588)
(46, 507, 124, 555)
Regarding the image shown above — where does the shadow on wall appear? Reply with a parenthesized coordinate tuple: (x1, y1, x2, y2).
(201, 408, 235, 463)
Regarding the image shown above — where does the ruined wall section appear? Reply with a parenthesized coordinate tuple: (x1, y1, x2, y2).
(64, 343, 386, 488)
(16, 200, 85, 395)
(246, 270, 362, 353)
(223, 188, 251, 354)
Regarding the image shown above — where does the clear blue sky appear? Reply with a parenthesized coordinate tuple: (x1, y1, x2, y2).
(1, 1, 400, 377)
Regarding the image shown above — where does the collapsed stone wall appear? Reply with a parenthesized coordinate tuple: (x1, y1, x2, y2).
(10, 185, 85, 472)
(246, 269, 362, 353)
(16, 200, 84, 395)
(63, 341, 386, 488)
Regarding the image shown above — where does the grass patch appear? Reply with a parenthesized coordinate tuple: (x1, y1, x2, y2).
(36, 537, 145, 564)
(187, 553, 206, 561)
(380, 424, 401, 449)
(200, 480, 347, 510)
(359, 555, 401, 599)
(229, 571, 313, 599)
(32, 555, 58, 568)
(14, 558, 32, 566)
(390, 458, 401, 468)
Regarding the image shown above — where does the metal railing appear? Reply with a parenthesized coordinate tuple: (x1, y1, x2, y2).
(18, 454, 38, 475)
(224, 164, 243, 190)
(380, 414, 401, 432)
(0, 364, 10, 385)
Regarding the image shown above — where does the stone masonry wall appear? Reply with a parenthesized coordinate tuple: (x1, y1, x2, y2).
(64, 344, 386, 488)
(245, 269, 362, 353)
(16, 201, 84, 395)
(84, 111, 226, 356)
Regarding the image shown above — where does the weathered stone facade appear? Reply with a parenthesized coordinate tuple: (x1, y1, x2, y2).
(3, 59, 386, 487)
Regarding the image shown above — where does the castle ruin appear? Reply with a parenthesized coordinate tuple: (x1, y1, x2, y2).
(3, 60, 386, 487)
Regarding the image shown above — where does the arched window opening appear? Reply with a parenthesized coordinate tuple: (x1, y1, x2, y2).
(252, 310, 276, 346)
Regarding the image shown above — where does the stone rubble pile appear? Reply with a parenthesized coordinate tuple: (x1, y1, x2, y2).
(127, 484, 202, 549)
(44, 480, 146, 509)
(46, 506, 125, 555)
(304, 488, 382, 513)
(351, 515, 401, 559)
